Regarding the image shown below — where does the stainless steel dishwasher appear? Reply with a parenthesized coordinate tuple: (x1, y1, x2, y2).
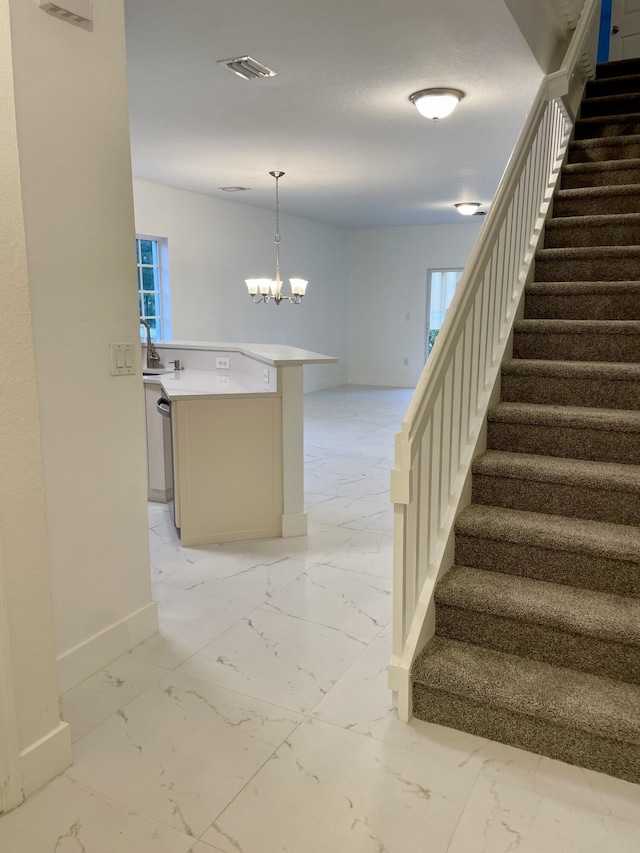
(156, 396, 177, 529)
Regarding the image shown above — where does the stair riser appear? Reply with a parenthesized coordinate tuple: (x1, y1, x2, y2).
(487, 421, 640, 465)
(525, 291, 640, 320)
(501, 373, 640, 410)
(587, 77, 640, 98)
(543, 221, 640, 247)
(436, 606, 640, 685)
(561, 166, 640, 188)
(596, 60, 640, 79)
(535, 254, 640, 280)
(472, 474, 640, 525)
(411, 686, 640, 784)
(569, 139, 640, 162)
(454, 534, 640, 597)
(574, 118, 640, 139)
(581, 96, 640, 118)
(513, 331, 640, 363)
(552, 194, 640, 216)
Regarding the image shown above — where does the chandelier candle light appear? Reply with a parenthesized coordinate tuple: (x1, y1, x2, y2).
(245, 171, 308, 305)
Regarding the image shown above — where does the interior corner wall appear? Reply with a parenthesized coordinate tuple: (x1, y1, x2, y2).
(347, 223, 483, 388)
(132, 179, 349, 391)
(9, 0, 157, 693)
(503, 0, 573, 73)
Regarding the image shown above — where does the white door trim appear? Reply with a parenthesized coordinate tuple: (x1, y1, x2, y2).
(610, 0, 640, 60)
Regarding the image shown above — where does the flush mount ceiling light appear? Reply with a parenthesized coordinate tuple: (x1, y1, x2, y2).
(454, 202, 482, 216)
(245, 172, 308, 305)
(409, 88, 465, 121)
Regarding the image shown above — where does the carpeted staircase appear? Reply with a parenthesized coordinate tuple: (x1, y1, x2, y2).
(411, 57, 640, 784)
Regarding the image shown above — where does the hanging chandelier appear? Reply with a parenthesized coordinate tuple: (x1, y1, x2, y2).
(245, 171, 308, 305)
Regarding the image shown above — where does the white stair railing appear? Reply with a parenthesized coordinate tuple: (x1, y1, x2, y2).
(389, 0, 601, 722)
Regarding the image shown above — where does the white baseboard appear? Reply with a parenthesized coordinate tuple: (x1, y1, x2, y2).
(56, 601, 159, 693)
(281, 512, 308, 537)
(303, 373, 348, 393)
(347, 373, 415, 389)
(20, 720, 71, 798)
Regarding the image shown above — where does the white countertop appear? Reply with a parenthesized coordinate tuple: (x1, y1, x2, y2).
(150, 369, 277, 402)
(151, 341, 338, 367)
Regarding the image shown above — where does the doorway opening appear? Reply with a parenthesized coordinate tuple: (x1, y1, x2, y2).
(425, 268, 464, 361)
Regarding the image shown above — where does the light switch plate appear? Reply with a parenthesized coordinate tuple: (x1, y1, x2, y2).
(110, 343, 136, 376)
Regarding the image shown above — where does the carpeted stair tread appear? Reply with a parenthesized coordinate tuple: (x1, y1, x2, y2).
(515, 317, 640, 335)
(536, 245, 640, 261)
(580, 92, 640, 118)
(473, 458, 640, 524)
(561, 159, 640, 189)
(436, 566, 640, 646)
(595, 58, 640, 79)
(587, 75, 640, 98)
(411, 637, 640, 745)
(574, 114, 640, 139)
(552, 185, 640, 217)
(488, 401, 640, 433)
(554, 183, 640, 200)
(525, 281, 640, 320)
(552, 186, 640, 216)
(473, 450, 640, 493)
(487, 401, 640, 464)
(527, 280, 640, 295)
(568, 133, 640, 163)
(513, 319, 640, 362)
(502, 358, 640, 381)
(500, 359, 640, 409)
(455, 504, 640, 566)
(534, 248, 640, 282)
(543, 213, 640, 246)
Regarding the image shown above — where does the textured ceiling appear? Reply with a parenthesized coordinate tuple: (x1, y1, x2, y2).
(124, 0, 544, 228)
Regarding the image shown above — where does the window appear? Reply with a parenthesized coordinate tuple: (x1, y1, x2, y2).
(426, 268, 464, 358)
(137, 236, 170, 341)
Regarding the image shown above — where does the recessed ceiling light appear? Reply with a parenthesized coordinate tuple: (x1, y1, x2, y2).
(409, 88, 465, 120)
(220, 186, 250, 192)
(454, 202, 481, 216)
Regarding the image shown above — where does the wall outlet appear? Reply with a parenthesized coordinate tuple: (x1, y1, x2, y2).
(403, 357, 409, 366)
(215, 357, 230, 370)
(263, 369, 270, 384)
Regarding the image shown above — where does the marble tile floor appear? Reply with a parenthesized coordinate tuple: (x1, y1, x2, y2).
(2, 384, 640, 851)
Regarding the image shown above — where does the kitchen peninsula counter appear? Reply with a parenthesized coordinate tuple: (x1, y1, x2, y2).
(143, 342, 337, 546)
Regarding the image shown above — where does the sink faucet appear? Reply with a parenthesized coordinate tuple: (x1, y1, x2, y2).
(139, 319, 161, 369)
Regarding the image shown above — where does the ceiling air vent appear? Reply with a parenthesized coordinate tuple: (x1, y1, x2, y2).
(218, 56, 277, 81)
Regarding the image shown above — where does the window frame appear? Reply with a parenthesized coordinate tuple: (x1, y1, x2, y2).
(136, 235, 170, 342)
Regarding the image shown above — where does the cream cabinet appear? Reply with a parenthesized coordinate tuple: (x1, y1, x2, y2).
(172, 395, 283, 546)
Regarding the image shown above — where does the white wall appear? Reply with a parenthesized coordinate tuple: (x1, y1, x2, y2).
(348, 223, 483, 387)
(10, 0, 157, 694)
(133, 180, 349, 391)
(504, 0, 575, 73)
(0, 0, 70, 805)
